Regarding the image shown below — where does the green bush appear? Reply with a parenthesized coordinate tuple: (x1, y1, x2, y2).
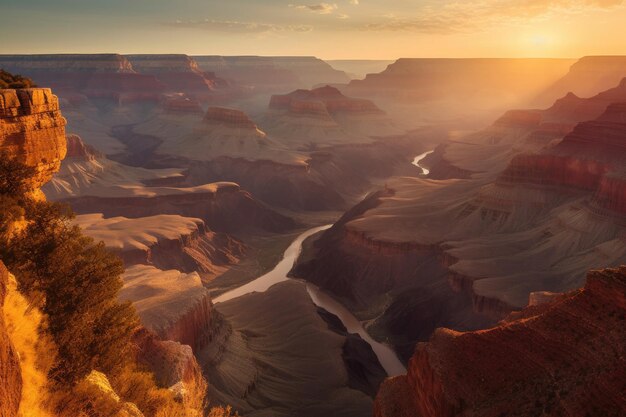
(0, 69, 36, 89)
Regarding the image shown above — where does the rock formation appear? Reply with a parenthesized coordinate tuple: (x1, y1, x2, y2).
(200, 280, 377, 417)
(0, 88, 67, 193)
(539, 55, 626, 103)
(126, 54, 223, 100)
(61, 181, 296, 234)
(264, 85, 401, 146)
(0, 54, 166, 103)
(75, 213, 245, 280)
(294, 81, 626, 361)
(120, 265, 218, 352)
(269, 85, 383, 115)
(193, 55, 349, 90)
(373, 266, 626, 417)
(342, 58, 575, 127)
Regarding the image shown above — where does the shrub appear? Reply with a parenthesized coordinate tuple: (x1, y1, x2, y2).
(0, 69, 36, 89)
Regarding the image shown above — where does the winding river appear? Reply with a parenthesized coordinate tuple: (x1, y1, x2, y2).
(412, 149, 435, 175)
(213, 224, 407, 377)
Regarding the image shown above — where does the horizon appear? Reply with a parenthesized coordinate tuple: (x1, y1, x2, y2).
(2, 1, 626, 59)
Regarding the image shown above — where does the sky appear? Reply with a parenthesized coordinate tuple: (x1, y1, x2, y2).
(1, 0, 625, 59)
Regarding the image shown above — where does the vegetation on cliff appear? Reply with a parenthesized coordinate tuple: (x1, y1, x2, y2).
(0, 69, 36, 89)
(0, 157, 203, 416)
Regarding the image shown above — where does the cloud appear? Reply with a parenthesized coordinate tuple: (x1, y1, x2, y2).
(291, 3, 339, 14)
(361, 0, 623, 33)
(166, 19, 313, 33)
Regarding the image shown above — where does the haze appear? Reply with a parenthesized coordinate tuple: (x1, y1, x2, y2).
(1, 0, 626, 59)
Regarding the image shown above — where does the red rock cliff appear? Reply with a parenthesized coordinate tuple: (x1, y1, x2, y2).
(0, 88, 67, 192)
(373, 266, 626, 417)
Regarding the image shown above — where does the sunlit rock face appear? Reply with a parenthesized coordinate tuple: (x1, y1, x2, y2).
(499, 102, 626, 214)
(0, 88, 67, 192)
(65, 133, 102, 160)
(120, 265, 218, 352)
(75, 213, 245, 279)
(373, 266, 626, 417)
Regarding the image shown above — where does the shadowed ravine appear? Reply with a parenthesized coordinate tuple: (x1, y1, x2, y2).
(214, 224, 406, 377)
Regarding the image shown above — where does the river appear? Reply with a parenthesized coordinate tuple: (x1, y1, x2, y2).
(412, 149, 435, 175)
(213, 224, 407, 377)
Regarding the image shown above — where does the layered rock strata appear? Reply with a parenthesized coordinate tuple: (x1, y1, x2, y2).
(0, 54, 165, 102)
(373, 266, 626, 417)
(76, 213, 245, 279)
(0, 88, 67, 192)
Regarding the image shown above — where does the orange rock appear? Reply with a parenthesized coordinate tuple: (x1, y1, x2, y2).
(373, 266, 626, 417)
(0, 88, 67, 191)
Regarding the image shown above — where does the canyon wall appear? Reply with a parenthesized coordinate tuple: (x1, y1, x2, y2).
(0, 88, 67, 193)
(193, 55, 349, 90)
(373, 266, 626, 417)
(539, 55, 626, 102)
(0, 54, 165, 102)
(346, 58, 573, 106)
(62, 182, 297, 234)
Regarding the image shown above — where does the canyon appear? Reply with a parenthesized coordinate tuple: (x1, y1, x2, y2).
(1, 52, 625, 417)
(294, 77, 626, 361)
(373, 266, 626, 417)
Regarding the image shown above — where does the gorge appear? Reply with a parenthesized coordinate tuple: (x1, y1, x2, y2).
(1, 45, 625, 417)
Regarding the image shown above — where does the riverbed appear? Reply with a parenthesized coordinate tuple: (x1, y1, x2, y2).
(214, 225, 406, 376)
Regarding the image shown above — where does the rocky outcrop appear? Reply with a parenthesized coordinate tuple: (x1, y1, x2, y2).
(126, 55, 222, 99)
(0, 262, 21, 417)
(373, 266, 626, 417)
(270, 85, 384, 116)
(65, 133, 103, 160)
(83, 371, 145, 417)
(134, 329, 207, 407)
(204, 107, 258, 129)
(76, 213, 245, 279)
(120, 265, 218, 352)
(0, 88, 67, 192)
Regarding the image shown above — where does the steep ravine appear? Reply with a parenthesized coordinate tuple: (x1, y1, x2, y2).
(200, 224, 405, 416)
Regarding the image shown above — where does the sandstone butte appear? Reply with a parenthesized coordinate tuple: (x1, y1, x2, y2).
(269, 85, 385, 116)
(373, 266, 626, 417)
(0, 88, 67, 195)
